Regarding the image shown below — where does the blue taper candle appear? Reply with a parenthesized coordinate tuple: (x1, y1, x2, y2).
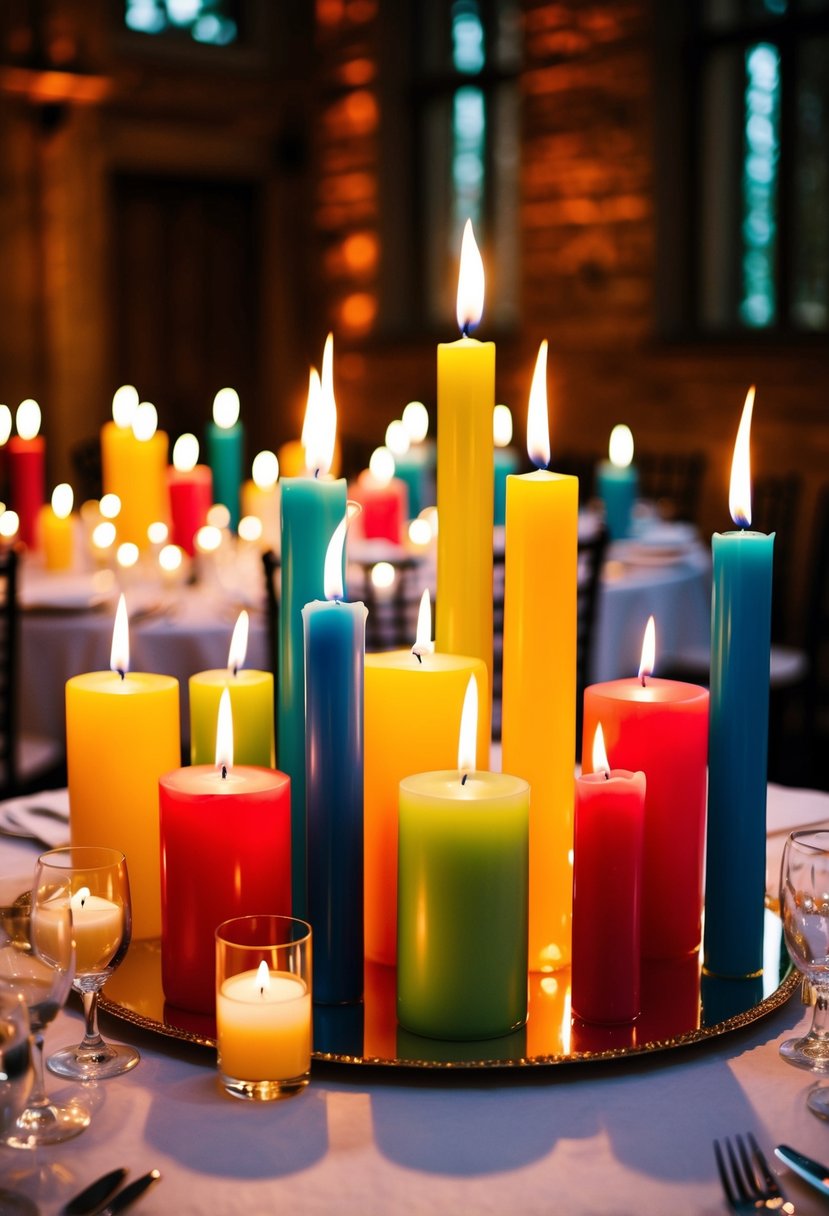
(303, 509, 366, 1004)
(703, 387, 774, 979)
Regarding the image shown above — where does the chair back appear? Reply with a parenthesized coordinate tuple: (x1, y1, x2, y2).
(637, 451, 707, 524)
(353, 557, 425, 652)
(0, 546, 19, 798)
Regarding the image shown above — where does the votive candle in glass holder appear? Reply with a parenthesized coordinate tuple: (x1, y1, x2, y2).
(215, 915, 312, 1101)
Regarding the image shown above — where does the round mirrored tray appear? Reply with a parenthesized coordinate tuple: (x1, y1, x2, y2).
(98, 908, 797, 1069)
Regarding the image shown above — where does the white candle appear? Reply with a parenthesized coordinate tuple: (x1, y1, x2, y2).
(69, 887, 124, 974)
(217, 965, 311, 1082)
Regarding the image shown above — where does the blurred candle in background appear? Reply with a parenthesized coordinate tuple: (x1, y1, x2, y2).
(9, 399, 45, 548)
(120, 402, 169, 547)
(241, 450, 280, 553)
(350, 446, 408, 544)
(0, 404, 12, 498)
(596, 424, 638, 541)
(168, 433, 212, 556)
(502, 341, 578, 972)
(436, 220, 494, 745)
(40, 483, 75, 571)
(493, 404, 519, 527)
(101, 386, 139, 513)
(703, 386, 773, 979)
(206, 387, 244, 530)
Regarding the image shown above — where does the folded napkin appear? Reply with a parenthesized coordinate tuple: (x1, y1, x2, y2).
(0, 789, 70, 849)
(766, 783, 829, 900)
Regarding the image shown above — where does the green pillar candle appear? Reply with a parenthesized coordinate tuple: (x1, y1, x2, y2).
(397, 768, 529, 1040)
(206, 387, 244, 530)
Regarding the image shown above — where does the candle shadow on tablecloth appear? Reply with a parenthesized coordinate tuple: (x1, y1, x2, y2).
(142, 1075, 328, 1178)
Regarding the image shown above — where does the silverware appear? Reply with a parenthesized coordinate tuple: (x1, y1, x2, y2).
(99, 1171, 161, 1216)
(713, 1132, 796, 1213)
(62, 1168, 128, 1215)
(775, 1144, 829, 1198)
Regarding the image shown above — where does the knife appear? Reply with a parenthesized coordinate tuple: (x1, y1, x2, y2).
(99, 1170, 162, 1216)
(775, 1144, 829, 1197)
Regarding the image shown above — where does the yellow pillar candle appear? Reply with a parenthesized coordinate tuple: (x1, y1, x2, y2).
(40, 483, 75, 570)
(101, 385, 139, 507)
(217, 965, 311, 1083)
(189, 610, 274, 767)
(502, 341, 578, 972)
(436, 220, 494, 739)
(66, 595, 180, 939)
(240, 450, 281, 552)
(364, 591, 488, 965)
(120, 401, 169, 546)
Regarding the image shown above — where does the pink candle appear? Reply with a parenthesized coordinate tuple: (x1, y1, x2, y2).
(167, 434, 213, 555)
(581, 618, 709, 959)
(8, 399, 45, 549)
(572, 723, 645, 1023)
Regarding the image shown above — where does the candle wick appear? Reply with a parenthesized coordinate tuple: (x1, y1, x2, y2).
(221, 765, 227, 780)
(414, 651, 422, 665)
(640, 673, 647, 688)
(118, 669, 125, 682)
(314, 467, 320, 480)
(461, 773, 468, 786)
(231, 664, 238, 677)
(604, 770, 610, 781)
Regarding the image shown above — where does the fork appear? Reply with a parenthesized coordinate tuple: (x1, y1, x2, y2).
(713, 1132, 797, 1213)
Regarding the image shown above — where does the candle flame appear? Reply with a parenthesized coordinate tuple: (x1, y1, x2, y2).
(112, 385, 139, 428)
(213, 387, 240, 430)
(132, 402, 158, 442)
(215, 687, 234, 773)
(110, 594, 130, 677)
(527, 341, 551, 470)
(173, 433, 199, 472)
(369, 446, 395, 486)
(16, 399, 41, 442)
(252, 450, 278, 490)
(385, 420, 410, 457)
(456, 219, 485, 335)
(493, 404, 513, 448)
(227, 610, 249, 674)
(592, 722, 610, 775)
(256, 959, 270, 996)
(638, 615, 656, 682)
(402, 401, 429, 443)
(457, 675, 478, 775)
(0, 405, 12, 446)
(51, 483, 73, 519)
(303, 339, 337, 477)
(70, 886, 90, 913)
(323, 501, 360, 601)
(729, 386, 755, 528)
(412, 588, 434, 659)
(609, 424, 634, 469)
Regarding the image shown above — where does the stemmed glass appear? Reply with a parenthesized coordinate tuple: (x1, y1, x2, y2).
(0, 871, 90, 1147)
(780, 830, 829, 1085)
(36, 846, 139, 1080)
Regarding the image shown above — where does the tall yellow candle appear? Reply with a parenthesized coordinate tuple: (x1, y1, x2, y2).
(364, 591, 488, 965)
(101, 385, 139, 508)
(436, 220, 494, 741)
(120, 401, 169, 546)
(189, 609, 275, 767)
(40, 483, 75, 570)
(66, 595, 180, 939)
(502, 341, 578, 972)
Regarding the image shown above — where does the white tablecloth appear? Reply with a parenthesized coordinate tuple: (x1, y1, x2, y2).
(2, 788, 829, 1216)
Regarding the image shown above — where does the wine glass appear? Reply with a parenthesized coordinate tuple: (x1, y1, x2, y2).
(780, 830, 829, 1078)
(0, 871, 90, 1148)
(36, 846, 139, 1080)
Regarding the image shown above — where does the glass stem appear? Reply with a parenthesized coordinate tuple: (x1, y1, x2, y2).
(80, 989, 105, 1050)
(811, 989, 829, 1040)
(28, 1032, 50, 1110)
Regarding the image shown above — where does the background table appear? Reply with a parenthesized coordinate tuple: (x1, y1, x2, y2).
(1, 793, 827, 1216)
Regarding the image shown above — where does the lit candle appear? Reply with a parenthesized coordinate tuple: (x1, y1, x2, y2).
(364, 590, 488, 965)
(40, 483, 75, 571)
(121, 402, 170, 547)
(189, 609, 274, 767)
(502, 340, 578, 972)
(493, 404, 519, 527)
(206, 387, 244, 530)
(159, 690, 291, 1014)
(394, 401, 435, 519)
(278, 345, 347, 917)
(217, 959, 310, 1084)
(0, 404, 12, 500)
(8, 399, 45, 548)
(349, 446, 408, 544)
(436, 220, 494, 742)
(572, 723, 645, 1023)
(397, 676, 529, 1039)
(167, 433, 212, 556)
(101, 385, 139, 510)
(69, 886, 124, 974)
(302, 509, 366, 1004)
(582, 616, 709, 959)
(596, 424, 638, 540)
(66, 595, 180, 938)
(703, 386, 773, 979)
(241, 451, 280, 553)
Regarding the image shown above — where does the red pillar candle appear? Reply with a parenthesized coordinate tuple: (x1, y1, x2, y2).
(349, 448, 408, 544)
(167, 433, 213, 555)
(572, 723, 645, 1024)
(159, 690, 291, 1015)
(581, 618, 709, 959)
(8, 399, 45, 549)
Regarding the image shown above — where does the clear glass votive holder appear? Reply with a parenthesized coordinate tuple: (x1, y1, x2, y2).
(215, 915, 312, 1101)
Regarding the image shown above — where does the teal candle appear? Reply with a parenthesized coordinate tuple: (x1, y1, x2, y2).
(397, 768, 529, 1040)
(493, 446, 519, 527)
(703, 387, 774, 979)
(206, 388, 244, 530)
(278, 475, 346, 917)
(596, 460, 638, 540)
(394, 447, 432, 520)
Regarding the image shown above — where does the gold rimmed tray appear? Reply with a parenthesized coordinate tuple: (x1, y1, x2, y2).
(98, 908, 797, 1069)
